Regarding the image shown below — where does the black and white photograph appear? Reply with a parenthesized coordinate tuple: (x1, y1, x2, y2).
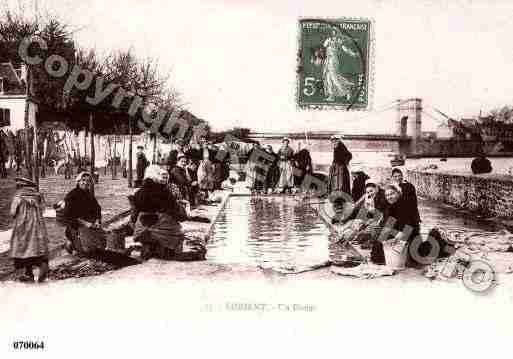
(1, 0, 513, 357)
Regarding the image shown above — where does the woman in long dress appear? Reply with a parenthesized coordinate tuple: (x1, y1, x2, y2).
(264, 145, 279, 193)
(9, 177, 49, 282)
(277, 137, 294, 193)
(246, 143, 267, 193)
(328, 136, 352, 196)
(197, 142, 215, 198)
(322, 32, 358, 101)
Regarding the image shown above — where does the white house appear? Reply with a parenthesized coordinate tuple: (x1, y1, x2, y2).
(0, 62, 38, 131)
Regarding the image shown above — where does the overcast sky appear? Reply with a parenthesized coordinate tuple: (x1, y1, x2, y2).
(7, 0, 513, 133)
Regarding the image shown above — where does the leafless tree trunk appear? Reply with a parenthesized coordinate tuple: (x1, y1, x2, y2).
(32, 110, 39, 189)
(89, 113, 95, 195)
(128, 119, 133, 187)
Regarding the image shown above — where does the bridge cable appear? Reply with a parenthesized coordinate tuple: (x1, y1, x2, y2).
(423, 102, 456, 121)
(420, 109, 446, 125)
(350, 101, 405, 123)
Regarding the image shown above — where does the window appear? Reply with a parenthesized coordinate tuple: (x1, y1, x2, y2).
(0, 108, 10, 127)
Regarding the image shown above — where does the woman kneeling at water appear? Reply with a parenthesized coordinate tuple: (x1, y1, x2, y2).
(331, 179, 387, 265)
(132, 165, 205, 261)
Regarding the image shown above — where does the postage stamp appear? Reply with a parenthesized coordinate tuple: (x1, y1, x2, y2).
(296, 18, 373, 111)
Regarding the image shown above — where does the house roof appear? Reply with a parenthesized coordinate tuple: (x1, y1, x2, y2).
(460, 118, 478, 127)
(0, 62, 25, 95)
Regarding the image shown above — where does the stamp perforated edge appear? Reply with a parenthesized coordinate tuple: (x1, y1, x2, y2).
(295, 16, 375, 112)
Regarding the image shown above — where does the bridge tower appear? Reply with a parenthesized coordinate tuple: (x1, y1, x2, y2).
(396, 98, 422, 157)
(396, 98, 422, 138)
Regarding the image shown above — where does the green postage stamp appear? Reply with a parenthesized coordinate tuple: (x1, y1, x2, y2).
(297, 18, 373, 111)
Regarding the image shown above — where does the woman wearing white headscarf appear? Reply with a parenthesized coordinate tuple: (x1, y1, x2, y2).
(197, 141, 215, 197)
(132, 165, 205, 260)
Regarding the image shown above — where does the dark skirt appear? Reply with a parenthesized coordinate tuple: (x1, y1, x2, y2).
(328, 162, 351, 196)
(13, 256, 48, 269)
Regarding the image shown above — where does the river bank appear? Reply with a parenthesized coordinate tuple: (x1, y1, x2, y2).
(1, 168, 513, 286)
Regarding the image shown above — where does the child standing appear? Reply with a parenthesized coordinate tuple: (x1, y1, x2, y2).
(9, 177, 49, 283)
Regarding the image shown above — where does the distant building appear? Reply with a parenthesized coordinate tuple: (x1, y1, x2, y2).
(478, 115, 513, 141)
(436, 122, 453, 139)
(449, 117, 481, 140)
(0, 62, 38, 131)
(421, 131, 437, 139)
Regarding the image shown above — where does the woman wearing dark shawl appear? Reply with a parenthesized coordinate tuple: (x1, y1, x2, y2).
(9, 177, 49, 282)
(292, 142, 313, 189)
(169, 154, 194, 202)
(264, 144, 280, 193)
(247, 143, 266, 192)
(328, 136, 352, 196)
(63, 172, 103, 254)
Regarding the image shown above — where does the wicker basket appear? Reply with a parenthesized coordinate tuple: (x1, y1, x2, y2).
(106, 231, 126, 253)
(77, 226, 107, 254)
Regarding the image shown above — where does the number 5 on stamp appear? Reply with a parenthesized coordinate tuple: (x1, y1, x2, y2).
(297, 18, 373, 111)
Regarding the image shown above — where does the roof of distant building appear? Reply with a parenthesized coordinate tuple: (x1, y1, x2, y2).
(460, 118, 478, 127)
(0, 62, 26, 95)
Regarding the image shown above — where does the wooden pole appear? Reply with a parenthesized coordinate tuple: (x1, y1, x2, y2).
(23, 66, 32, 178)
(122, 134, 126, 178)
(107, 135, 111, 176)
(128, 118, 133, 187)
(103, 136, 108, 175)
(32, 109, 39, 189)
(40, 133, 46, 178)
(152, 134, 157, 164)
(113, 126, 118, 179)
(89, 113, 95, 195)
(83, 127, 87, 170)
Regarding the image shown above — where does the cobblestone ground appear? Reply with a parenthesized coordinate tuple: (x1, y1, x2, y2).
(0, 171, 135, 277)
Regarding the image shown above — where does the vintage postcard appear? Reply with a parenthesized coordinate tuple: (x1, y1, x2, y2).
(1, 0, 513, 357)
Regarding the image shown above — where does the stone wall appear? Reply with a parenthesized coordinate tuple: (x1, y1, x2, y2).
(361, 166, 513, 218)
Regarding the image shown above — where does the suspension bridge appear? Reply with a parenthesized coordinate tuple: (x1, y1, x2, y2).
(249, 98, 457, 157)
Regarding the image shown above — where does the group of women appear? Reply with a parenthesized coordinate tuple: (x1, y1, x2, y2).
(327, 167, 425, 268)
(6, 132, 438, 282)
(246, 137, 313, 194)
(245, 135, 353, 197)
(1, 165, 204, 278)
(58, 169, 204, 262)
(165, 137, 230, 205)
